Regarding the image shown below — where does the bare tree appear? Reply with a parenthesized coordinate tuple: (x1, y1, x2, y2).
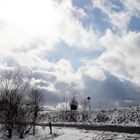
(0, 66, 46, 138)
(14, 98, 34, 139)
(14, 88, 45, 138)
(0, 90, 23, 138)
(0, 67, 30, 138)
(60, 97, 69, 121)
(29, 88, 45, 135)
(81, 99, 89, 121)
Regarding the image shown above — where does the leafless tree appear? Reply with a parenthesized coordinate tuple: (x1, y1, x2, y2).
(14, 98, 34, 139)
(0, 66, 46, 138)
(60, 97, 69, 121)
(14, 88, 45, 138)
(0, 67, 30, 138)
(29, 88, 45, 135)
(81, 99, 89, 121)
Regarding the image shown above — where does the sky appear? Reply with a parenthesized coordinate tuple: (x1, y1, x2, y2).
(0, 0, 140, 108)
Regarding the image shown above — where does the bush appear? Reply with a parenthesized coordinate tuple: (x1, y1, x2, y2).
(95, 112, 110, 123)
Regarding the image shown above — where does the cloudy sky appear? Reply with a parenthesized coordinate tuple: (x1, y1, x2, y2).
(0, 0, 140, 108)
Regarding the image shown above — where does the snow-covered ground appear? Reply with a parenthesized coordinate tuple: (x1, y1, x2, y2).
(1, 106, 140, 139)
(1, 126, 140, 140)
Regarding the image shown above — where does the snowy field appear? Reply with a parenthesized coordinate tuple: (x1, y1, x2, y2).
(1, 126, 140, 140)
(1, 107, 140, 139)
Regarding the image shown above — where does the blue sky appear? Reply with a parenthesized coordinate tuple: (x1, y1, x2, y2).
(0, 0, 140, 108)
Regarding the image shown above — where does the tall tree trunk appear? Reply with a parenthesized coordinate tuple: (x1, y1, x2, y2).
(49, 122, 52, 134)
(33, 123, 36, 135)
(8, 129, 12, 139)
(33, 112, 37, 135)
(19, 132, 24, 139)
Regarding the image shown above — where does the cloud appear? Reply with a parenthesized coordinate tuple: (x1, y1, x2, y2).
(124, 0, 140, 16)
(79, 65, 106, 81)
(97, 30, 140, 83)
(82, 70, 140, 108)
(0, 0, 98, 51)
(91, 0, 140, 33)
(0, 0, 140, 108)
(1, 57, 140, 108)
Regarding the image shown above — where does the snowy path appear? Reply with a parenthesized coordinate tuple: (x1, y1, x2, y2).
(1, 127, 140, 140)
(25, 127, 140, 140)
(48, 127, 140, 140)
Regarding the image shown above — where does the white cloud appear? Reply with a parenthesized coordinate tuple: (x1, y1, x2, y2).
(95, 30, 140, 84)
(78, 65, 106, 81)
(0, 0, 98, 51)
(92, 0, 140, 33)
(0, 0, 140, 108)
(124, 0, 140, 16)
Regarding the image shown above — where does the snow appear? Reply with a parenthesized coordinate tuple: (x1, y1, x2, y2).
(44, 106, 140, 126)
(1, 106, 140, 139)
(0, 127, 140, 140)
